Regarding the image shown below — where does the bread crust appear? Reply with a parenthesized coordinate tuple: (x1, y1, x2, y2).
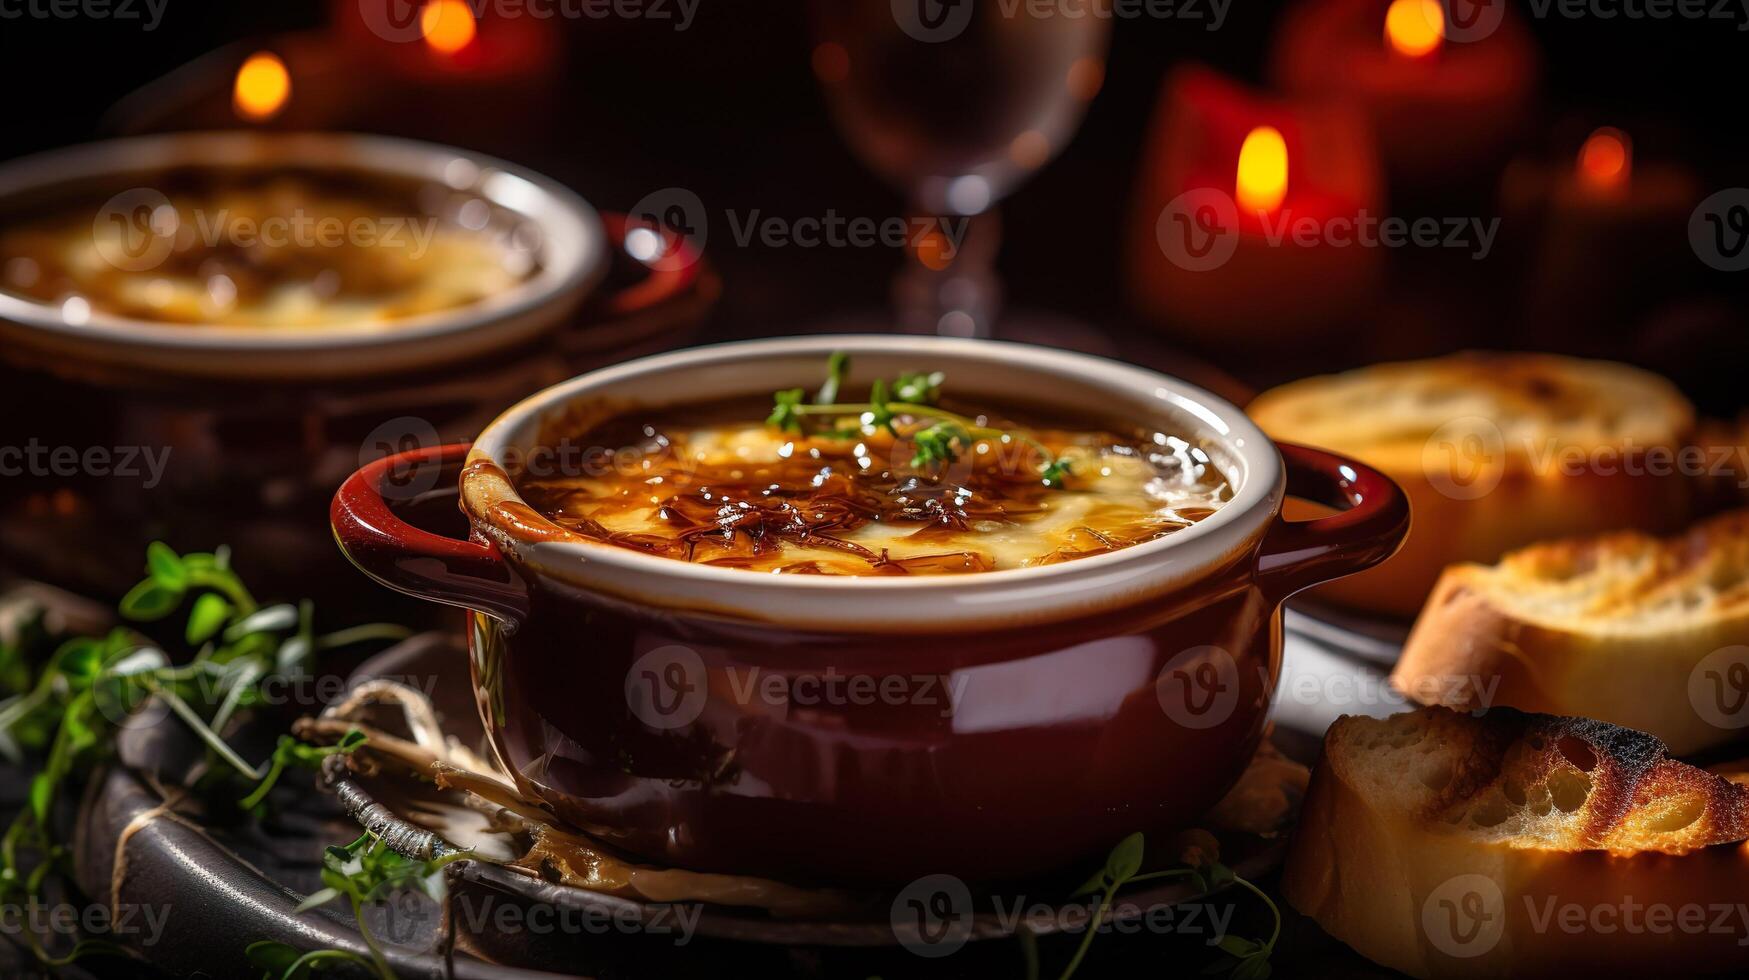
(1251, 353, 1698, 618)
(1303, 464, 1694, 617)
(1284, 709, 1749, 978)
(1393, 512, 1749, 755)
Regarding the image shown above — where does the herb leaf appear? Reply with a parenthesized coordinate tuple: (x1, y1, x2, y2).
(816, 350, 849, 406)
(239, 729, 369, 812)
(186, 593, 231, 645)
(268, 831, 471, 980)
(118, 580, 181, 621)
(1069, 866, 1108, 898)
(1218, 936, 1262, 957)
(766, 353, 1070, 486)
(0, 543, 406, 970)
(867, 377, 895, 434)
(244, 939, 301, 974)
(766, 388, 805, 433)
(891, 370, 944, 405)
(909, 420, 973, 471)
(1053, 833, 1282, 980)
(1104, 831, 1145, 883)
(145, 541, 188, 590)
(1041, 457, 1073, 488)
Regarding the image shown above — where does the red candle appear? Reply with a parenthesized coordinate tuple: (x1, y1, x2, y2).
(1128, 67, 1383, 347)
(1270, 0, 1539, 191)
(336, 0, 559, 83)
(321, 0, 560, 149)
(107, 35, 355, 134)
(110, 8, 554, 140)
(1501, 125, 1699, 339)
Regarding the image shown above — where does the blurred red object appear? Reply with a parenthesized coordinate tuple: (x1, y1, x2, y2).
(335, 0, 559, 83)
(1127, 67, 1383, 349)
(1270, 0, 1538, 192)
(1500, 123, 1699, 343)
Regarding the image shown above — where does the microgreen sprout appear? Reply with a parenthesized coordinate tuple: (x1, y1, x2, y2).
(239, 728, 369, 812)
(767, 353, 1070, 486)
(909, 420, 974, 470)
(815, 350, 849, 406)
(1055, 832, 1280, 980)
(247, 831, 471, 980)
(0, 542, 404, 967)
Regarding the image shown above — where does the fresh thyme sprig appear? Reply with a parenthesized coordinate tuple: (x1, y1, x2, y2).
(240, 728, 369, 812)
(247, 831, 470, 980)
(1054, 832, 1281, 980)
(768, 353, 1072, 487)
(0, 542, 399, 966)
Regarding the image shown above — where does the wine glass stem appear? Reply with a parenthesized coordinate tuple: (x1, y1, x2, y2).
(893, 208, 1002, 337)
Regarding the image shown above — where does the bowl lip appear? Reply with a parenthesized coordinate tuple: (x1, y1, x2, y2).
(463, 334, 1284, 595)
(0, 130, 605, 354)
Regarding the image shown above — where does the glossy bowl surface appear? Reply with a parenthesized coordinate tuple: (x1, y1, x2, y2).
(333, 336, 1409, 882)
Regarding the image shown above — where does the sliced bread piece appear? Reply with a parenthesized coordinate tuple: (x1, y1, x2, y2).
(1392, 509, 1749, 755)
(1248, 352, 1696, 617)
(1283, 707, 1749, 978)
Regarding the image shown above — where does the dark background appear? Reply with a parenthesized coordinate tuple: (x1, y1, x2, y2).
(1, 5, 1747, 977)
(5, 0, 1747, 405)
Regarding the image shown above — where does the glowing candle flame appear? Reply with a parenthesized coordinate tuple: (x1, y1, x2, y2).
(422, 0, 477, 55)
(1577, 127, 1631, 192)
(912, 226, 954, 272)
(1385, 0, 1444, 58)
(233, 52, 290, 121)
(1236, 126, 1288, 214)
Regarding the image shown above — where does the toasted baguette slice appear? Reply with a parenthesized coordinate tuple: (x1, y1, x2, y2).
(1392, 510, 1749, 755)
(1283, 707, 1749, 979)
(1248, 353, 1696, 616)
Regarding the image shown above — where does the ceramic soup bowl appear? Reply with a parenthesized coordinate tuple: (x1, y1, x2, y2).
(333, 336, 1408, 884)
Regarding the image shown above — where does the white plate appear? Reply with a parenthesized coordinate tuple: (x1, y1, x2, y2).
(0, 132, 605, 381)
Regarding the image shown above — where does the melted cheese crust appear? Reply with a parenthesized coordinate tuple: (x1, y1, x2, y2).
(0, 178, 534, 328)
(518, 419, 1230, 576)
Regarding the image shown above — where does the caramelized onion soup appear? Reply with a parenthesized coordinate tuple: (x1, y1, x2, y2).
(513, 378, 1232, 576)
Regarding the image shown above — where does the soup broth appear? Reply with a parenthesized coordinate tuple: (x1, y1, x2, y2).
(0, 169, 540, 328)
(513, 395, 1232, 575)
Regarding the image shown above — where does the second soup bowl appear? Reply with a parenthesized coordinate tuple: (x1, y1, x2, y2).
(332, 336, 1408, 884)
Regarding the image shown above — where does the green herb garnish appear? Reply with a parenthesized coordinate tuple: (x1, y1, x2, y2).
(1056, 832, 1280, 980)
(909, 419, 975, 470)
(816, 349, 849, 406)
(247, 831, 470, 980)
(0, 543, 403, 966)
(1040, 457, 1074, 488)
(889, 369, 944, 406)
(240, 728, 369, 812)
(767, 353, 1071, 486)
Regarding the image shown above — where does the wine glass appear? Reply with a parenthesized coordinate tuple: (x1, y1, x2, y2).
(809, 0, 1110, 336)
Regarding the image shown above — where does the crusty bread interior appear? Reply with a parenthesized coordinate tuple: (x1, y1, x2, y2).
(1284, 706, 1749, 978)
(1327, 708, 1749, 854)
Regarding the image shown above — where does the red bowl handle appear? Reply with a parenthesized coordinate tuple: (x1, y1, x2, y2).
(331, 443, 528, 626)
(1256, 443, 1411, 602)
(593, 212, 705, 319)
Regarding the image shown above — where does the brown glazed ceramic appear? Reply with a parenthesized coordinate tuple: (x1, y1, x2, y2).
(332, 337, 1408, 884)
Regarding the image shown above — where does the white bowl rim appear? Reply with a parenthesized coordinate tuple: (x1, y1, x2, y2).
(464, 335, 1285, 600)
(0, 130, 604, 354)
